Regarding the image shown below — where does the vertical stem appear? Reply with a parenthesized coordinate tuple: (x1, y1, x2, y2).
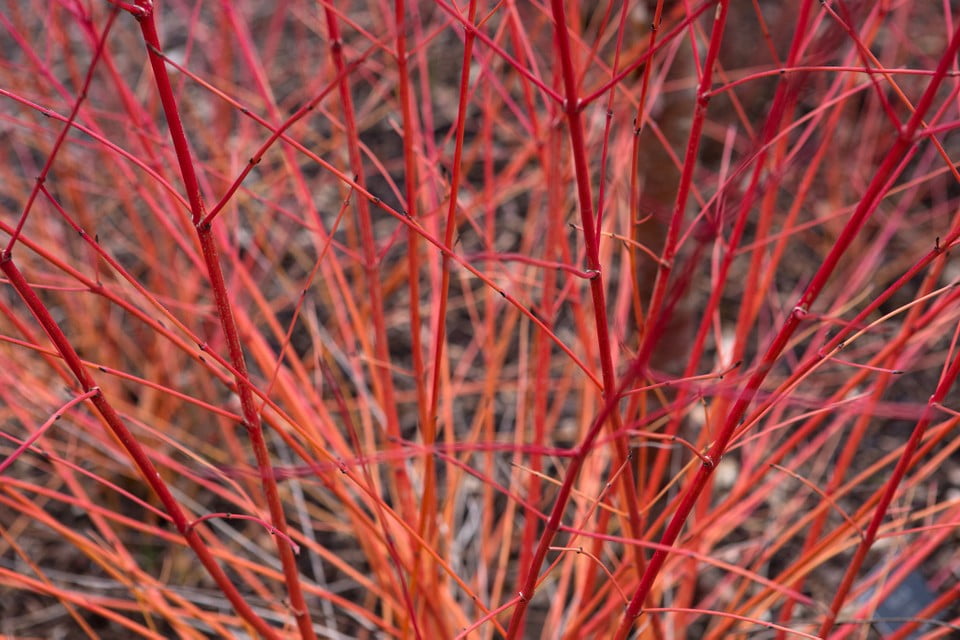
(637, 0, 729, 363)
(131, 3, 315, 638)
(320, 5, 422, 636)
(395, 0, 437, 634)
(425, 0, 478, 529)
(506, 0, 656, 635)
(393, 0, 429, 506)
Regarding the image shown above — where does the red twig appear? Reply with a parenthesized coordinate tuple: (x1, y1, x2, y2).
(0, 253, 279, 640)
(616, 15, 960, 639)
(130, 3, 314, 637)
